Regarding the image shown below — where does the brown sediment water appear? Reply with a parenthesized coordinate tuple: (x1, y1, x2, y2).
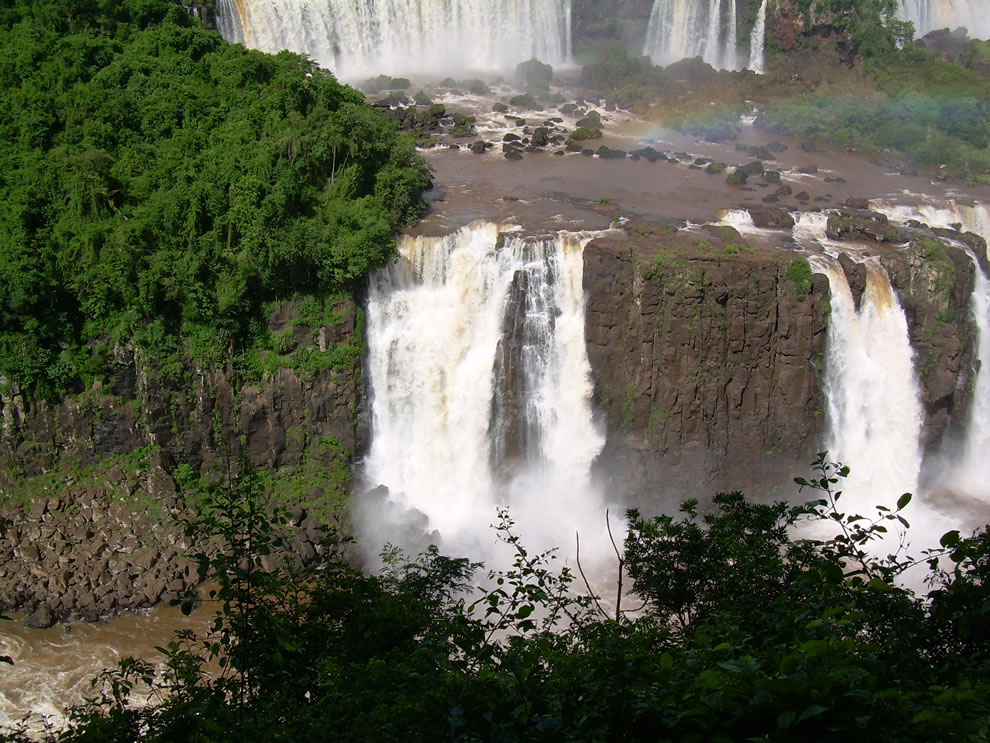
(0, 603, 213, 734)
(418, 110, 990, 234)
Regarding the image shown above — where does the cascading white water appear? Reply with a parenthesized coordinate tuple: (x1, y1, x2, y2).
(748, 0, 768, 74)
(957, 262, 990, 493)
(644, 0, 739, 70)
(360, 222, 609, 567)
(870, 199, 990, 501)
(215, 0, 573, 80)
(897, 0, 990, 39)
(812, 256, 926, 513)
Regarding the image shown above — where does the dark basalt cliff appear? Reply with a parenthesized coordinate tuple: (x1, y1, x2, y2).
(583, 223, 829, 507)
(582, 219, 983, 509)
(0, 303, 362, 623)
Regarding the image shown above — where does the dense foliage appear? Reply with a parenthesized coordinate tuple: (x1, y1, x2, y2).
(6, 455, 986, 742)
(0, 0, 431, 400)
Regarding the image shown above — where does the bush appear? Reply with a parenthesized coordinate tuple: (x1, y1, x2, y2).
(48, 455, 990, 742)
(786, 257, 814, 295)
(569, 127, 603, 141)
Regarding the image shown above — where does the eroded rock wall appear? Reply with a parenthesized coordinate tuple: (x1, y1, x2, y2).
(0, 301, 363, 622)
(583, 220, 982, 510)
(584, 223, 829, 508)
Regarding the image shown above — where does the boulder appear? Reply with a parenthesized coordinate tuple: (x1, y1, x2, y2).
(25, 604, 54, 629)
(516, 57, 553, 91)
(596, 146, 627, 159)
(827, 210, 906, 243)
(747, 207, 796, 229)
(739, 160, 765, 177)
(575, 111, 602, 129)
(530, 127, 550, 147)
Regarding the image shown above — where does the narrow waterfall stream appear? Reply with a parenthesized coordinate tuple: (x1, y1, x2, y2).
(214, 0, 573, 79)
(748, 0, 768, 74)
(870, 199, 990, 501)
(359, 222, 611, 570)
(812, 257, 925, 507)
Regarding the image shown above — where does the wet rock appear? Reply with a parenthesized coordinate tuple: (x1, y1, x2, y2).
(763, 170, 781, 184)
(630, 147, 661, 162)
(775, 184, 793, 196)
(747, 145, 774, 160)
(801, 141, 818, 152)
(844, 197, 871, 210)
(530, 127, 550, 147)
(795, 191, 810, 201)
(747, 207, 796, 229)
(798, 165, 818, 174)
(516, 57, 553, 91)
(726, 168, 748, 185)
(827, 210, 906, 243)
(503, 133, 521, 142)
(25, 605, 54, 629)
(469, 140, 488, 154)
(504, 150, 523, 160)
(739, 160, 764, 176)
(575, 111, 602, 129)
(596, 146, 626, 159)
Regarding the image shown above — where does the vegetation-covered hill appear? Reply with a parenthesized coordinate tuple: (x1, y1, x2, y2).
(0, 0, 431, 401)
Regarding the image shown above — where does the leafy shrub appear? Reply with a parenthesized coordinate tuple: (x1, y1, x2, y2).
(786, 257, 814, 295)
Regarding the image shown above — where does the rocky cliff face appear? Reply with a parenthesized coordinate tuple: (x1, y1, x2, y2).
(583, 222, 829, 507)
(582, 217, 982, 509)
(0, 301, 363, 623)
(1, 215, 983, 622)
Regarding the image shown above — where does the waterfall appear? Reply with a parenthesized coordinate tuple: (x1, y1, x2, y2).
(896, 0, 990, 40)
(813, 256, 925, 513)
(748, 0, 768, 74)
(724, 0, 738, 71)
(870, 199, 990, 501)
(957, 259, 990, 495)
(644, 0, 739, 70)
(360, 222, 608, 566)
(214, 0, 573, 80)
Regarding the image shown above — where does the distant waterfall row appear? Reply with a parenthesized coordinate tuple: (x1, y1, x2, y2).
(642, 0, 770, 72)
(215, 0, 572, 80)
(359, 223, 609, 567)
(896, 0, 990, 40)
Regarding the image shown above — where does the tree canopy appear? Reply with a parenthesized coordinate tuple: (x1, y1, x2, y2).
(5, 455, 986, 742)
(0, 0, 432, 399)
